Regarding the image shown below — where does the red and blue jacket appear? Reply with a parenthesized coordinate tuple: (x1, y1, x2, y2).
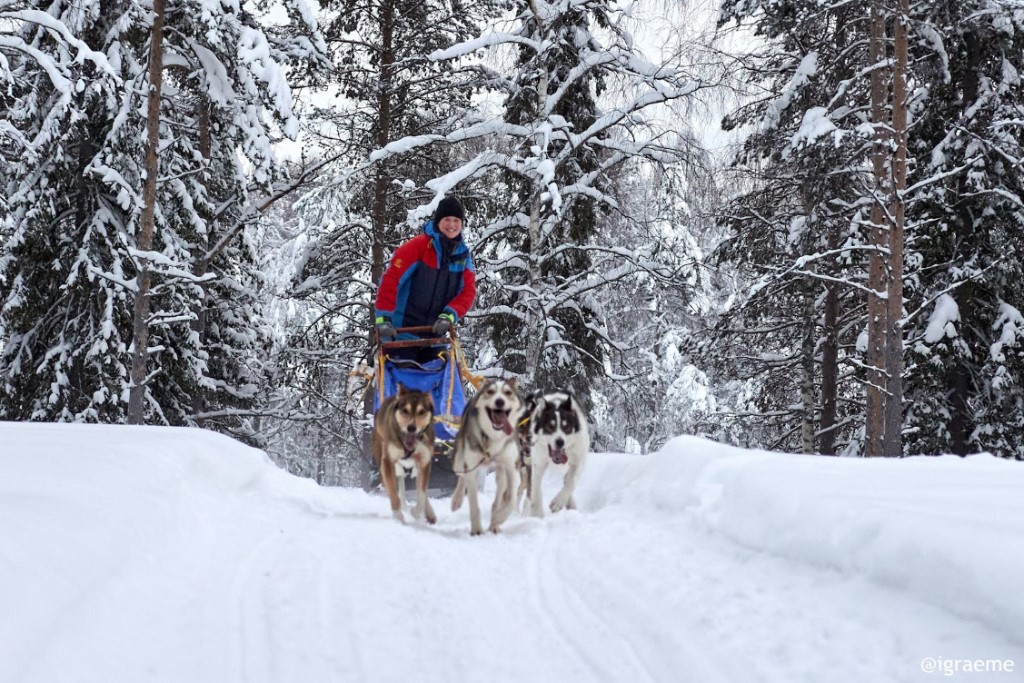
(374, 221, 476, 332)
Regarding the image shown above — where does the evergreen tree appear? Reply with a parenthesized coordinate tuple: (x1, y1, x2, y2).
(0, 0, 324, 433)
(271, 0, 497, 479)
(713, 0, 1024, 458)
(1, 0, 141, 421)
(489, 0, 613, 396)
(902, 1, 1024, 457)
(709, 0, 874, 454)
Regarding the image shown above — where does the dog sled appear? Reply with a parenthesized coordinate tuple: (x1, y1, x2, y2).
(371, 324, 481, 492)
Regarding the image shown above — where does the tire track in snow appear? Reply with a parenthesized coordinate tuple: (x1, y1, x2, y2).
(227, 525, 291, 683)
(316, 520, 374, 683)
(525, 522, 631, 683)
(545, 521, 658, 683)
(546, 513, 736, 683)
(227, 514, 376, 683)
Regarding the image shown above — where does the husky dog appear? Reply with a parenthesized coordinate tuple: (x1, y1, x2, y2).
(515, 391, 540, 511)
(528, 392, 590, 517)
(372, 386, 437, 524)
(451, 379, 523, 535)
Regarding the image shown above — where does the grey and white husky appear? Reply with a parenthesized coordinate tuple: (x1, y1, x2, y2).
(526, 392, 590, 517)
(451, 379, 523, 535)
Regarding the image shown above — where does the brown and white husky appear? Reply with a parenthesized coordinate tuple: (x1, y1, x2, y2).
(372, 385, 437, 524)
(451, 379, 523, 535)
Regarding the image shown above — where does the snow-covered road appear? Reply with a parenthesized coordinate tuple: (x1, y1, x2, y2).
(3, 423, 1023, 683)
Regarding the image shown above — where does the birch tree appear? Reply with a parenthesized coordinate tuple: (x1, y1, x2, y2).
(419, 0, 716, 398)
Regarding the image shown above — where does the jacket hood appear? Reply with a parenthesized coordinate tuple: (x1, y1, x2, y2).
(424, 220, 470, 259)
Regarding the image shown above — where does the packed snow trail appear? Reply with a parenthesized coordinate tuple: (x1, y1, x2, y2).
(2, 423, 1023, 683)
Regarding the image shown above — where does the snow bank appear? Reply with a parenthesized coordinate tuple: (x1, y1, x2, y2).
(1, 421, 362, 511)
(580, 436, 1024, 643)
(0, 421, 367, 682)
(5, 420, 1023, 681)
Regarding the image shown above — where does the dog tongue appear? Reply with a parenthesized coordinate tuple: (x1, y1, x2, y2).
(403, 432, 417, 452)
(549, 445, 568, 465)
(492, 411, 513, 435)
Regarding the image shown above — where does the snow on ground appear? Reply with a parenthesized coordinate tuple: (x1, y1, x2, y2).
(2, 422, 1023, 683)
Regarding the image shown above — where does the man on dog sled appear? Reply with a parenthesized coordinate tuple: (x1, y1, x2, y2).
(373, 195, 476, 364)
(370, 196, 591, 532)
(370, 196, 476, 510)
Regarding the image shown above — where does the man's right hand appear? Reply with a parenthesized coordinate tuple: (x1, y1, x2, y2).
(375, 316, 396, 341)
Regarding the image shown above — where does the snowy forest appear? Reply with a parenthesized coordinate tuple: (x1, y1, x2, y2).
(2, 0, 1023, 484)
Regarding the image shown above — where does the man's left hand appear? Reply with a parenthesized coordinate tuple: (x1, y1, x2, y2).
(432, 312, 455, 336)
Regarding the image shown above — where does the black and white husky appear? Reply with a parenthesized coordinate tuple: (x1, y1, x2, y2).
(451, 379, 524, 535)
(526, 392, 590, 518)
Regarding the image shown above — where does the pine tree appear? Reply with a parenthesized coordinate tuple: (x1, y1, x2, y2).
(490, 0, 614, 395)
(902, 1, 1024, 457)
(712, 0, 1024, 458)
(0, 0, 324, 433)
(1, 0, 140, 421)
(709, 0, 875, 454)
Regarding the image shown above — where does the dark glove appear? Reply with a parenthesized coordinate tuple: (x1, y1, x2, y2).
(375, 315, 396, 340)
(432, 312, 455, 336)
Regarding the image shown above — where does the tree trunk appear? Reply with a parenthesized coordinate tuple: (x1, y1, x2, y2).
(818, 8, 850, 457)
(949, 283, 973, 456)
(819, 277, 839, 455)
(947, 30, 982, 455)
(883, 0, 908, 456)
(522, 0, 549, 389)
(864, 4, 889, 456)
(523, 193, 544, 388)
(190, 94, 211, 419)
(127, 0, 167, 423)
(361, 0, 395, 488)
(800, 277, 815, 455)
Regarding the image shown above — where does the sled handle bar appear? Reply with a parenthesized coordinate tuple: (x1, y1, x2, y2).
(376, 325, 457, 350)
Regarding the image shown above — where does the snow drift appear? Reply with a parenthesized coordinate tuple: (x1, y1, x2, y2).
(2, 422, 1022, 683)
(583, 436, 1024, 644)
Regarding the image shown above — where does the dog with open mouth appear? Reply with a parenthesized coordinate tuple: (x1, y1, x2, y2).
(451, 379, 523, 535)
(527, 392, 590, 517)
(371, 385, 437, 524)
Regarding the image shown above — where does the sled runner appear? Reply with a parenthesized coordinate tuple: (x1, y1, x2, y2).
(371, 325, 481, 491)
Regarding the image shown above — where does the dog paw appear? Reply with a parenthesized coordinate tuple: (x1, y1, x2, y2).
(470, 527, 484, 536)
(530, 504, 544, 519)
(425, 505, 437, 525)
(489, 524, 502, 534)
(550, 494, 569, 512)
(392, 510, 406, 524)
